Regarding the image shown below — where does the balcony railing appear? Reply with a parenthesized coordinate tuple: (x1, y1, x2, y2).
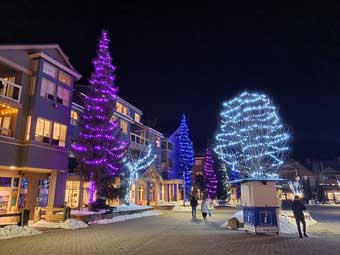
(0, 78, 22, 103)
(0, 127, 11, 137)
(130, 132, 149, 146)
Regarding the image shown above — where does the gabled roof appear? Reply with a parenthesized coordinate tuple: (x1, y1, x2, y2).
(279, 158, 314, 177)
(0, 44, 81, 79)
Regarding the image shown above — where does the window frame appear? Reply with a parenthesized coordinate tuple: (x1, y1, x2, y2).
(57, 86, 70, 106)
(52, 122, 67, 147)
(120, 119, 128, 134)
(58, 71, 72, 86)
(35, 117, 52, 144)
(43, 62, 57, 78)
(40, 78, 56, 101)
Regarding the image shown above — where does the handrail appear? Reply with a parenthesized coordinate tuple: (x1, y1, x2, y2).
(0, 77, 22, 103)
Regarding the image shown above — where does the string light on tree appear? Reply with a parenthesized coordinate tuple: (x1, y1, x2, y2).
(124, 144, 157, 203)
(203, 148, 217, 199)
(179, 114, 194, 200)
(71, 30, 127, 203)
(214, 91, 290, 179)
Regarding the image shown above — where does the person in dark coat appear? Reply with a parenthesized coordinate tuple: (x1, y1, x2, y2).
(190, 196, 198, 219)
(292, 195, 308, 238)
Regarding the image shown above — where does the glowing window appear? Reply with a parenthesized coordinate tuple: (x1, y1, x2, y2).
(43, 62, 57, 78)
(52, 122, 67, 147)
(58, 71, 72, 86)
(57, 86, 70, 106)
(156, 137, 161, 147)
(134, 113, 141, 122)
(41, 78, 56, 101)
(70, 110, 78, 125)
(25, 115, 31, 141)
(35, 117, 51, 143)
(120, 120, 128, 134)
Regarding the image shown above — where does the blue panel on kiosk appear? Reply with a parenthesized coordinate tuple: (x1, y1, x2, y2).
(243, 207, 278, 233)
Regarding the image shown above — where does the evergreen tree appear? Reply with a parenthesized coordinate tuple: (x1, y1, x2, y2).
(215, 159, 228, 200)
(179, 114, 194, 200)
(203, 148, 217, 199)
(72, 31, 127, 204)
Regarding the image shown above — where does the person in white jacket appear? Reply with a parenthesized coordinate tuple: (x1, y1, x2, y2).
(201, 198, 210, 222)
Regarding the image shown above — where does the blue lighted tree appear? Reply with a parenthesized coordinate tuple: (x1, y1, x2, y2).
(214, 92, 290, 179)
(179, 114, 194, 200)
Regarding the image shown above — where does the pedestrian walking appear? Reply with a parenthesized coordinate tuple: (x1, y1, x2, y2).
(190, 196, 198, 219)
(201, 198, 210, 222)
(292, 195, 308, 238)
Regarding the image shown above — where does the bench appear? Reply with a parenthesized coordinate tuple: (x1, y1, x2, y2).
(34, 207, 71, 223)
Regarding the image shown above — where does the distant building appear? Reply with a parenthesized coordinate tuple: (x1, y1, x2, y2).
(278, 158, 315, 200)
(0, 44, 81, 220)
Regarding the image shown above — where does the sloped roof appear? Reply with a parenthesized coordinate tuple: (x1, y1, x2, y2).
(279, 158, 314, 177)
(0, 44, 81, 79)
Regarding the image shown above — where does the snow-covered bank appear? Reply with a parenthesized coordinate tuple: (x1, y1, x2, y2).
(221, 210, 318, 234)
(0, 225, 42, 240)
(113, 204, 152, 212)
(30, 219, 88, 229)
(90, 210, 161, 224)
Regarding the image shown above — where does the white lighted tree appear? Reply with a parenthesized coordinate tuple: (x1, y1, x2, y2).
(214, 92, 290, 179)
(124, 144, 157, 202)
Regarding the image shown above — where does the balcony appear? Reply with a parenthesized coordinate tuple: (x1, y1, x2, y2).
(0, 78, 22, 103)
(0, 103, 18, 138)
(130, 132, 150, 151)
(130, 132, 149, 146)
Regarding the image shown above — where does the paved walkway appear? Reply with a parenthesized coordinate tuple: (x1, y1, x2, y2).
(1, 208, 340, 255)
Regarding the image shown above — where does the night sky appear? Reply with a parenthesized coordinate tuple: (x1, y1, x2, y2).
(2, 1, 340, 159)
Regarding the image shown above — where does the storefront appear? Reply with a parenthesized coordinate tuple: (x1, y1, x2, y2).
(64, 175, 90, 208)
(0, 168, 58, 222)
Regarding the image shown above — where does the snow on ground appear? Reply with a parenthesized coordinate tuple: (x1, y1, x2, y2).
(172, 205, 192, 212)
(221, 210, 318, 234)
(0, 225, 42, 240)
(30, 219, 88, 229)
(90, 210, 162, 224)
(71, 209, 106, 216)
(113, 204, 152, 212)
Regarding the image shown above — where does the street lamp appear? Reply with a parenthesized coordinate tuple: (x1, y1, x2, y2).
(183, 171, 186, 206)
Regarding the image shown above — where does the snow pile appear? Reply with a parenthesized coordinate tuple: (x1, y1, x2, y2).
(221, 210, 318, 234)
(31, 219, 88, 229)
(0, 225, 42, 240)
(61, 219, 88, 229)
(91, 210, 161, 224)
(113, 204, 152, 212)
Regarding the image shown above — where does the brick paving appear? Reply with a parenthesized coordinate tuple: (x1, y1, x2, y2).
(1, 208, 340, 255)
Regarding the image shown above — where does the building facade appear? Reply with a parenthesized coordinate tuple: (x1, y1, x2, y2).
(66, 93, 183, 207)
(0, 45, 81, 220)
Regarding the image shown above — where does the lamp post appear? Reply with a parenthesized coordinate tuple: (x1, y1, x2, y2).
(183, 171, 186, 206)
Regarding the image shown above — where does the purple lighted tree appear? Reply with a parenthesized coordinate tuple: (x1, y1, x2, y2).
(72, 31, 127, 204)
(203, 148, 217, 199)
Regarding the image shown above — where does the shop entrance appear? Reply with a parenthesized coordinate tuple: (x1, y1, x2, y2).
(0, 176, 21, 224)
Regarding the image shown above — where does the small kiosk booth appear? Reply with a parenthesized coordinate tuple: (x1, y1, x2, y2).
(240, 179, 280, 234)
